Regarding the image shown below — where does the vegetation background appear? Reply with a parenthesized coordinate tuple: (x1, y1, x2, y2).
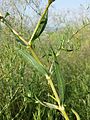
(0, 0, 90, 119)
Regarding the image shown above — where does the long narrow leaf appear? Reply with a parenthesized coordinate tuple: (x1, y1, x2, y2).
(51, 47, 64, 104)
(0, 15, 28, 46)
(28, 4, 49, 45)
(17, 48, 48, 76)
(31, 11, 48, 41)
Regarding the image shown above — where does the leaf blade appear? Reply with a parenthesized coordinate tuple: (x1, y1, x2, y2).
(17, 48, 48, 76)
(32, 11, 48, 41)
(29, 4, 49, 45)
(51, 47, 64, 104)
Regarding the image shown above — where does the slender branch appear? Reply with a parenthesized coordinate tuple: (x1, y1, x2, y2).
(70, 22, 90, 40)
(46, 75, 60, 106)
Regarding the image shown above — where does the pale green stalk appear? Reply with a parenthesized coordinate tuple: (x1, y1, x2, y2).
(45, 75, 69, 120)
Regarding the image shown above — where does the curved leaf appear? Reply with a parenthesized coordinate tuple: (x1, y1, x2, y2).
(17, 48, 48, 76)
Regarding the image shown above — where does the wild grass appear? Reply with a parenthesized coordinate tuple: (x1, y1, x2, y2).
(0, 2, 90, 120)
(0, 23, 90, 119)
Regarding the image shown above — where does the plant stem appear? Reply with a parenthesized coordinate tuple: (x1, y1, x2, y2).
(28, 46, 42, 65)
(46, 75, 69, 120)
(46, 75, 60, 106)
(59, 108, 69, 120)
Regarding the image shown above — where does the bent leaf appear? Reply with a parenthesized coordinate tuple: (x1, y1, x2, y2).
(17, 48, 48, 76)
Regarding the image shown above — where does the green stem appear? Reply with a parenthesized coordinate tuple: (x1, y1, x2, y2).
(46, 75, 69, 120)
(60, 108, 69, 120)
(45, 75, 60, 107)
(28, 46, 42, 65)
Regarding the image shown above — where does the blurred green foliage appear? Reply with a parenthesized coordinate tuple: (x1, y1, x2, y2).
(0, 22, 90, 119)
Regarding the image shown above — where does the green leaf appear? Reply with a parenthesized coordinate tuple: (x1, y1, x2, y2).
(71, 109, 80, 120)
(33, 11, 48, 40)
(17, 48, 48, 76)
(29, 10, 48, 45)
(51, 47, 64, 104)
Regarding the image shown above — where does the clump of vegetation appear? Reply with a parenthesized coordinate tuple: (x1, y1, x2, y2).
(0, 0, 90, 120)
